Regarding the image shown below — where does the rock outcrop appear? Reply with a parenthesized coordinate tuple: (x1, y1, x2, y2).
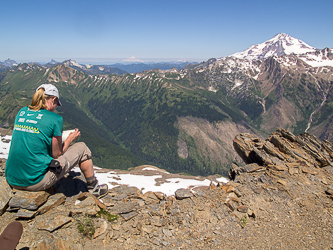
(0, 128, 333, 249)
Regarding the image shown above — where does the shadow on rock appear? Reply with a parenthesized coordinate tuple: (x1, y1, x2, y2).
(54, 170, 87, 197)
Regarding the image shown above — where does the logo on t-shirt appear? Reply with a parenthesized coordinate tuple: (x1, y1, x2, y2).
(36, 114, 43, 119)
(19, 111, 25, 116)
(26, 119, 37, 124)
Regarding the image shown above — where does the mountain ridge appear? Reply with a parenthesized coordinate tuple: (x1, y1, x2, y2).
(0, 33, 332, 176)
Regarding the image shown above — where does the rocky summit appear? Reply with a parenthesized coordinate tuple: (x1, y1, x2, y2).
(0, 128, 333, 249)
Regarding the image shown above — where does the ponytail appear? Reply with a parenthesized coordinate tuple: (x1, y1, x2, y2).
(29, 88, 52, 110)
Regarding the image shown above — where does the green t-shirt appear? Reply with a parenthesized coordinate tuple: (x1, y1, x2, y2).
(5, 106, 63, 186)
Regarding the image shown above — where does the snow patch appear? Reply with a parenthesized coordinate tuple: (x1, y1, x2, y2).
(0, 135, 12, 159)
(297, 49, 333, 67)
(208, 86, 217, 92)
(231, 79, 244, 90)
(73, 166, 228, 196)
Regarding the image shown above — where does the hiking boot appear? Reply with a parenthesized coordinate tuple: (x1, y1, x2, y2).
(89, 183, 108, 198)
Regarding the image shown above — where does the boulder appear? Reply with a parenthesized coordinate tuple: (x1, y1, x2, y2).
(36, 213, 72, 232)
(232, 129, 333, 174)
(9, 190, 51, 211)
(175, 188, 193, 200)
(0, 177, 12, 215)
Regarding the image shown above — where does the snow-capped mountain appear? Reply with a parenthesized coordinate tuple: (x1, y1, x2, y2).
(122, 56, 144, 63)
(230, 33, 316, 61)
(64, 59, 85, 69)
(207, 33, 333, 80)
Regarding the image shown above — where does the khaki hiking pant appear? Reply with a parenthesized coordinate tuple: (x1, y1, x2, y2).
(11, 142, 91, 191)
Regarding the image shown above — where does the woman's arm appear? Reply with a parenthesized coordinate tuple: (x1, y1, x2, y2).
(51, 128, 81, 159)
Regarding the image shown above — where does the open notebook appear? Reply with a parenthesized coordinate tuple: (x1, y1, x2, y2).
(62, 129, 76, 142)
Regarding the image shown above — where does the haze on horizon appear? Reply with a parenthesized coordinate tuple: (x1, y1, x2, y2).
(1, 0, 332, 64)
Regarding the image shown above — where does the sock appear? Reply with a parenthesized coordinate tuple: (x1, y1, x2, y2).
(86, 176, 98, 189)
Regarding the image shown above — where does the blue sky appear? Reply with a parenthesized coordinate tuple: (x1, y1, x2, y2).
(1, 0, 332, 64)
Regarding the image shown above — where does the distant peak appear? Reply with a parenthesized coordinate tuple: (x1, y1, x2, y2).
(2, 58, 18, 67)
(122, 56, 144, 62)
(49, 59, 58, 64)
(229, 33, 316, 61)
(273, 33, 289, 38)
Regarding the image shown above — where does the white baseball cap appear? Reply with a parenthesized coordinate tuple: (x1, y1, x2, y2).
(36, 84, 62, 106)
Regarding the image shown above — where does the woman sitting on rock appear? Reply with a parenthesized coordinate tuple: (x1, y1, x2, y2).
(5, 84, 108, 197)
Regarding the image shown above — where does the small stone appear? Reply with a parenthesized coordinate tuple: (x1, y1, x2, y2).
(109, 202, 136, 214)
(213, 230, 222, 235)
(288, 167, 299, 175)
(102, 196, 115, 207)
(110, 185, 141, 197)
(277, 179, 287, 186)
(237, 205, 248, 213)
(112, 224, 120, 231)
(225, 200, 238, 211)
(71, 194, 99, 216)
(162, 228, 173, 237)
(154, 192, 166, 200)
(93, 220, 108, 238)
(142, 226, 154, 234)
(111, 193, 127, 201)
(175, 188, 193, 200)
(325, 185, 333, 195)
(139, 191, 160, 204)
(247, 209, 256, 218)
(136, 200, 145, 207)
(152, 238, 161, 246)
(227, 192, 238, 199)
(231, 211, 243, 220)
(152, 217, 168, 227)
(253, 188, 262, 194)
(233, 188, 242, 197)
(171, 208, 181, 215)
(162, 241, 168, 246)
(77, 192, 107, 210)
(38, 193, 66, 215)
(14, 209, 38, 219)
(121, 211, 138, 221)
(221, 184, 234, 193)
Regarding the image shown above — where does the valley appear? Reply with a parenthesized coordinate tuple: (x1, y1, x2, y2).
(0, 33, 332, 177)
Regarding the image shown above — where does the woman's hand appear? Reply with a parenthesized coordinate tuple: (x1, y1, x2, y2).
(52, 128, 81, 159)
(65, 128, 80, 144)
